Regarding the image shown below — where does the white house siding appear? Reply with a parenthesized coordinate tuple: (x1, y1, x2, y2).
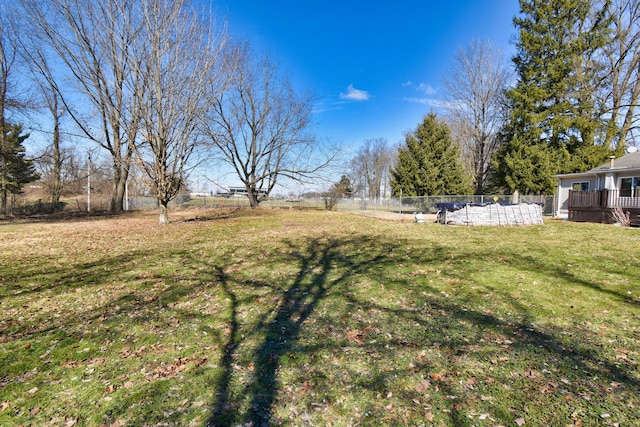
(605, 173, 616, 190)
(555, 175, 597, 218)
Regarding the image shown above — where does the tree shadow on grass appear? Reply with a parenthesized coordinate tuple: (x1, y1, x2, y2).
(332, 279, 640, 426)
(207, 236, 392, 426)
(209, 266, 240, 422)
(500, 244, 640, 307)
(202, 232, 640, 426)
(5, 218, 638, 426)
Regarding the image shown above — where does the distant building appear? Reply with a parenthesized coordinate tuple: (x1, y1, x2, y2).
(217, 187, 268, 198)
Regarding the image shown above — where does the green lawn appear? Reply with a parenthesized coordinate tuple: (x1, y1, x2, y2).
(0, 209, 638, 426)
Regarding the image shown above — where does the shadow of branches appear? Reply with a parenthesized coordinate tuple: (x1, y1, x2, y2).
(207, 236, 391, 426)
(2, 214, 638, 426)
(204, 233, 639, 426)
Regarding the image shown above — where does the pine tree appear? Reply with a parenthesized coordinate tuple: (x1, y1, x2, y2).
(510, 0, 610, 148)
(334, 175, 353, 198)
(494, 0, 613, 194)
(1, 122, 39, 214)
(492, 134, 563, 194)
(390, 113, 471, 197)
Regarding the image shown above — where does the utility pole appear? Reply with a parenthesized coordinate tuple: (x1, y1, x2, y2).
(124, 178, 129, 211)
(87, 152, 91, 213)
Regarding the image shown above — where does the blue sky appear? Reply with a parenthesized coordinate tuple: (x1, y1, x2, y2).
(218, 1, 521, 155)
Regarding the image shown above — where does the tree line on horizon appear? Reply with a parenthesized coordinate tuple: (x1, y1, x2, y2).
(2, 0, 639, 221)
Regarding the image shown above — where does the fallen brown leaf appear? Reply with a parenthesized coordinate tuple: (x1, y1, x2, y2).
(429, 372, 445, 382)
(415, 379, 431, 393)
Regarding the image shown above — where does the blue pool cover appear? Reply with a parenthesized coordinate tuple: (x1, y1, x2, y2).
(435, 202, 481, 211)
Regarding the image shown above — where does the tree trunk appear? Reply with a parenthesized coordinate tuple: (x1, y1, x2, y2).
(616, 71, 640, 156)
(247, 190, 260, 208)
(1, 113, 6, 215)
(52, 150, 62, 210)
(159, 201, 169, 225)
(110, 160, 129, 212)
(474, 174, 484, 195)
(0, 189, 6, 215)
(51, 109, 63, 211)
(1, 156, 7, 215)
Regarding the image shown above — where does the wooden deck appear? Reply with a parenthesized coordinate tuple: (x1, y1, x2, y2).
(568, 190, 640, 226)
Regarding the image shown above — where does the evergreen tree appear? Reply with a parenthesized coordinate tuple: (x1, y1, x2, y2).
(390, 113, 471, 197)
(334, 175, 353, 197)
(494, 0, 613, 194)
(1, 122, 39, 213)
(510, 0, 609, 148)
(492, 134, 563, 194)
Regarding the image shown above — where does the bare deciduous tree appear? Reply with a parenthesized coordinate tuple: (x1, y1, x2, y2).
(0, 15, 16, 214)
(203, 43, 334, 208)
(600, 0, 640, 153)
(350, 138, 394, 199)
(443, 39, 510, 195)
(130, 0, 226, 224)
(21, 0, 142, 212)
(0, 9, 34, 214)
(41, 89, 65, 210)
(0, 8, 30, 123)
(17, 30, 67, 210)
(33, 144, 77, 207)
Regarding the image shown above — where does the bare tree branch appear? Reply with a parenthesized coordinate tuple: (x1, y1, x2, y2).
(129, 0, 226, 224)
(349, 138, 394, 199)
(20, 0, 143, 212)
(203, 42, 337, 208)
(443, 39, 511, 194)
(599, 0, 640, 153)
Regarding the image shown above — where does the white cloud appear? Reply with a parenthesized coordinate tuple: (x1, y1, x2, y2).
(403, 97, 446, 109)
(402, 81, 437, 95)
(403, 97, 432, 105)
(416, 83, 436, 95)
(340, 84, 370, 101)
(312, 100, 341, 114)
(401, 82, 441, 108)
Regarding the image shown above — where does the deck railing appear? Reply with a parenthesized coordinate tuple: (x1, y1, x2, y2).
(568, 190, 601, 208)
(569, 189, 640, 209)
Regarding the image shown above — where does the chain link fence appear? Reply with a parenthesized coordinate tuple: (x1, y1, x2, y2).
(327, 195, 555, 221)
(8, 193, 555, 221)
(152, 194, 555, 222)
(98, 193, 557, 220)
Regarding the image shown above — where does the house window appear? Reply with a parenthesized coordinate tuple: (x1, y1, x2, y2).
(620, 177, 640, 197)
(572, 182, 590, 191)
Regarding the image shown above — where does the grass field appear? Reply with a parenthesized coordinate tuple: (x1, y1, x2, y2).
(0, 209, 638, 426)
